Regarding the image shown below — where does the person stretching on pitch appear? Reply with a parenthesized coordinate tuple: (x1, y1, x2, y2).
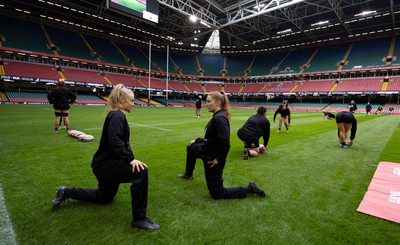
(273, 104, 291, 133)
(335, 111, 357, 148)
(52, 84, 160, 230)
(237, 106, 270, 159)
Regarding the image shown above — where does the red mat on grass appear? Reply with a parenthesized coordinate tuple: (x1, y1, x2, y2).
(357, 161, 400, 223)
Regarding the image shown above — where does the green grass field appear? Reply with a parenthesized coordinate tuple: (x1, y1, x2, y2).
(0, 104, 399, 244)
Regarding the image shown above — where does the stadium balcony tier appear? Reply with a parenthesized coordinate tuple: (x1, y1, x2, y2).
(62, 68, 109, 84)
(5, 91, 106, 105)
(260, 82, 294, 94)
(4, 61, 60, 80)
(333, 78, 383, 93)
(292, 80, 334, 93)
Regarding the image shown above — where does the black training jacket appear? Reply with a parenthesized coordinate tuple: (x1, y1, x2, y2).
(91, 110, 135, 171)
(200, 110, 230, 162)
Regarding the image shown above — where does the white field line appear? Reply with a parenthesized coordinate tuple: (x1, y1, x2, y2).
(84, 122, 184, 132)
(0, 184, 18, 245)
(129, 123, 176, 131)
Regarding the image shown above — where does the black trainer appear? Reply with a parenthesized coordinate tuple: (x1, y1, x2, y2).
(132, 218, 160, 230)
(52, 186, 68, 211)
(177, 173, 193, 180)
(248, 181, 266, 197)
(243, 148, 249, 160)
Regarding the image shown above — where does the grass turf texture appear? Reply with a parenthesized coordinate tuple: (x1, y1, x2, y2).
(0, 104, 399, 244)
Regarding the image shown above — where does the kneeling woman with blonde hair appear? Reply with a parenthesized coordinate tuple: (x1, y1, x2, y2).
(52, 84, 160, 230)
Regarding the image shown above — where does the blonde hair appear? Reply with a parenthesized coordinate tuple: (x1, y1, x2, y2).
(208, 91, 231, 121)
(106, 84, 133, 112)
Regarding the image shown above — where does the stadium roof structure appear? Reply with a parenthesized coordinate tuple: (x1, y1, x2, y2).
(1, 0, 400, 55)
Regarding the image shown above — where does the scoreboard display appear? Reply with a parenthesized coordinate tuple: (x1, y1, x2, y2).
(107, 0, 159, 23)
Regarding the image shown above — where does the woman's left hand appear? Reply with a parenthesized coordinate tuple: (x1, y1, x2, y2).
(208, 159, 219, 168)
(130, 159, 148, 173)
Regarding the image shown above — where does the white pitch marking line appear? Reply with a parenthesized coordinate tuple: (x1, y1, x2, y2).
(130, 123, 173, 131)
(84, 122, 183, 132)
(0, 184, 18, 245)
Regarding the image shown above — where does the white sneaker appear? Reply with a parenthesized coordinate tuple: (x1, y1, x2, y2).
(286, 130, 289, 133)
(277, 130, 280, 133)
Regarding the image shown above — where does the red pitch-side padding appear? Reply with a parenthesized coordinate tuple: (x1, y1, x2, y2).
(357, 161, 400, 224)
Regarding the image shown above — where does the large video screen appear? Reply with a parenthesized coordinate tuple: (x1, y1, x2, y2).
(107, 0, 159, 23)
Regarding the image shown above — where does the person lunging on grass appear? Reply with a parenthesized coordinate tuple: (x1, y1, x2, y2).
(177, 91, 266, 199)
(52, 84, 160, 230)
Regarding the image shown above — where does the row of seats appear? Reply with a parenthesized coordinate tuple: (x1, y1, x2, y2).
(5, 91, 106, 104)
(4, 60, 400, 94)
(4, 90, 400, 115)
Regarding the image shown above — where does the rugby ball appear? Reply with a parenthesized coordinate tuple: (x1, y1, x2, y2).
(259, 144, 266, 153)
(79, 134, 94, 142)
(68, 130, 85, 138)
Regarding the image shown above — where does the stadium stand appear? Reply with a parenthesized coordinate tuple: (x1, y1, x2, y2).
(343, 37, 391, 69)
(167, 80, 189, 92)
(62, 67, 109, 84)
(83, 35, 128, 66)
(6, 91, 49, 103)
(333, 78, 383, 93)
(169, 53, 198, 75)
(292, 80, 334, 93)
(148, 48, 169, 72)
(46, 26, 95, 60)
(225, 55, 253, 76)
(261, 81, 294, 94)
(203, 83, 223, 92)
(105, 73, 143, 87)
(305, 43, 349, 72)
(184, 82, 203, 93)
(115, 42, 149, 69)
(278, 48, 317, 74)
(75, 94, 106, 105)
(224, 83, 242, 94)
(251, 52, 286, 76)
(0, 15, 399, 114)
(5, 91, 106, 104)
(324, 103, 350, 112)
(137, 77, 167, 90)
(198, 55, 224, 76)
(0, 15, 51, 54)
(3, 61, 60, 80)
(239, 83, 263, 93)
(289, 103, 327, 111)
(386, 77, 400, 91)
(384, 103, 400, 114)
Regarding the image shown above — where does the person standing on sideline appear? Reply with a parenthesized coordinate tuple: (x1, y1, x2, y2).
(177, 91, 266, 199)
(347, 100, 357, 113)
(237, 106, 270, 159)
(52, 84, 160, 230)
(47, 79, 76, 133)
(335, 111, 357, 148)
(195, 95, 202, 118)
(365, 103, 372, 116)
(273, 104, 291, 133)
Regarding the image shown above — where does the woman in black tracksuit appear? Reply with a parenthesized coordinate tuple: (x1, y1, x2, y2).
(273, 104, 291, 133)
(336, 111, 357, 148)
(52, 84, 160, 230)
(178, 91, 266, 199)
(47, 80, 76, 133)
(237, 106, 270, 159)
